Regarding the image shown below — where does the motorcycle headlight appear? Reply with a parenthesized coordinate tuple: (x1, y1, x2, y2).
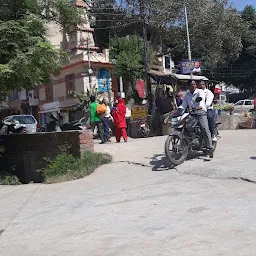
(171, 117, 180, 126)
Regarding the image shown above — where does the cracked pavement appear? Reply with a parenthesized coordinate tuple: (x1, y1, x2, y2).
(1, 130, 256, 255)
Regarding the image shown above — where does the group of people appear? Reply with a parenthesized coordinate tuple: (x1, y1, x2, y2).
(89, 96, 128, 144)
(179, 79, 216, 158)
(90, 79, 215, 156)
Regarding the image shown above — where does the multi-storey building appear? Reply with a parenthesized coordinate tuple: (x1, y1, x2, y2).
(39, 0, 117, 126)
(1, 0, 117, 125)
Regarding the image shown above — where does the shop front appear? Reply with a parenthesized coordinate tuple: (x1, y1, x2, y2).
(39, 98, 79, 127)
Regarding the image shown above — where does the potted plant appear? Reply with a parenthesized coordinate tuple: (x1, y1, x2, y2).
(224, 104, 235, 115)
(214, 104, 224, 116)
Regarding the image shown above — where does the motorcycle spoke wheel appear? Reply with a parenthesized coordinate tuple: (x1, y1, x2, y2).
(165, 136, 188, 166)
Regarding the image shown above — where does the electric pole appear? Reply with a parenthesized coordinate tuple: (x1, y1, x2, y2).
(140, 0, 152, 112)
(184, 5, 193, 79)
(86, 38, 93, 96)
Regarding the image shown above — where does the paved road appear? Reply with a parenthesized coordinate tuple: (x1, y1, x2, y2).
(1, 130, 256, 256)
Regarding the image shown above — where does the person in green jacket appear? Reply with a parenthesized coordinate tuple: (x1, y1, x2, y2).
(89, 95, 105, 144)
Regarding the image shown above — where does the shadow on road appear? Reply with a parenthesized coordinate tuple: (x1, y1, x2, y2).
(150, 154, 175, 172)
(150, 151, 208, 171)
(250, 156, 256, 160)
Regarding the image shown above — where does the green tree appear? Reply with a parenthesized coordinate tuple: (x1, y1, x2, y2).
(0, 0, 83, 100)
(110, 35, 156, 98)
(225, 5, 256, 91)
(92, 0, 246, 70)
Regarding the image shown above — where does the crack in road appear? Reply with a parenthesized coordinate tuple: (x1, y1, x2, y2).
(118, 160, 152, 168)
(116, 160, 256, 185)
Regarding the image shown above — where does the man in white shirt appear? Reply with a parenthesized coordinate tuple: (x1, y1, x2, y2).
(179, 80, 213, 158)
(101, 98, 112, 142)
(197, 80, 217, 142)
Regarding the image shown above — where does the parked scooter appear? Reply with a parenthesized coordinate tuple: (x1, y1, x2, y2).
(0, 119, 26, 135)
(138, 121, 150, 138)
(61, 117, 89, 132)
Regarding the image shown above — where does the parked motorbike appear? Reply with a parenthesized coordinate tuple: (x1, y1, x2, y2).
(139, 121, 150, 138)
(61, 117, 89, 132)
(164, 97, 220, 166)
(0, 119, 26, 135)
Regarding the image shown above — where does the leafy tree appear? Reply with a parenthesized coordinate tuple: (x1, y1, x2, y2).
(207, 5, 256, 91)
(0, 0, 83, 100)
(91, 0, 246, 70)
(110, 35, 156, 98)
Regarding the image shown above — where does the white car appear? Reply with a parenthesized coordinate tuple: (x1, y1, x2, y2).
(234, 100, 254, 113)
(3, 115, 38, 134)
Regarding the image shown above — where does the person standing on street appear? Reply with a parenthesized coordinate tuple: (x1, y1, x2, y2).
(197, 80, 217, 142)
(112, 98, 128, 143)
(89, 95, 105, 144)
(101, 98, 112, 143)
(179, 80, 213, 158)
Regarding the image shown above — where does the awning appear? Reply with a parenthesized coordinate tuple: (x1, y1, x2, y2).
(148, 70, 209, 81)
(39, 108, 60, 114)
(172, 74, 209, 81)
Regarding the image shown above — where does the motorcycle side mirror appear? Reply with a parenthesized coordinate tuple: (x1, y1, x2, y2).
(195, 97, 202, 102)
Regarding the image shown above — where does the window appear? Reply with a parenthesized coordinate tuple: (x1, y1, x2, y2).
(12, 116, 36, 124)
(244, 100, 252, 106)
(164, 56, 171, 69)
(65, 74, 75, 98)
(5, 116, 36, 124)
(235, 101, 244, 106)
(34, 88, 39, 99)
(45, 84, 53, 102)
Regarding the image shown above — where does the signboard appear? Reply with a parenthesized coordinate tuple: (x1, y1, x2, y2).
(41, 101, 59, 111)
(136, 80, 146, 99)
(97, 68, 110, 92)
(180, 60, 201, 74)
(131, 105, 148, 121)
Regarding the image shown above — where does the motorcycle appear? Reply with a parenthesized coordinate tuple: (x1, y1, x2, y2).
(61, 117, 89, 132)
(139, 121, 150, 138)
(164, 97, 220, 166)
(0, 119, 26, 135)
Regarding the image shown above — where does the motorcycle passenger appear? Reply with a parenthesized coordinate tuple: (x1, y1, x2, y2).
(179, 80, 213, 158)
(197, 80, 217, 142)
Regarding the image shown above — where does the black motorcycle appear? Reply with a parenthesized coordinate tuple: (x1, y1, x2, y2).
(61, 117, 89, 132)
(165, 97, 220, 166)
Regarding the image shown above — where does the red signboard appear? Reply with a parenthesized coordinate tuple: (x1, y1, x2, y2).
(136, 80, 146, 99)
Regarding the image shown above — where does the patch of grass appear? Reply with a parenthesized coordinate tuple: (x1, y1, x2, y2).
(42, 150, 112, 184)
(0, 172, 21, 185)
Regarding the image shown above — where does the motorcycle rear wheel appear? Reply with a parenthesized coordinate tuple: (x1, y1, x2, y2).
(165, 136, 189, 166)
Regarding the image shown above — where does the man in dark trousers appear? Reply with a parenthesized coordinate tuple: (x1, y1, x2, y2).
(89, 95, 105, 144)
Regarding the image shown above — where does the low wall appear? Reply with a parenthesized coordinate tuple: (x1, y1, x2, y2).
(217, 115, 254, 130)
(0, 131, 93, 184)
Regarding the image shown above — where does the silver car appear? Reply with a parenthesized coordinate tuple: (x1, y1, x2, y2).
(4, 115, 38, 134)
(234, 100, 254, 113)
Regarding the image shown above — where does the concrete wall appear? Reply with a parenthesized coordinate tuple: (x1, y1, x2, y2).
(0, 131, 93, 184)
(217, 115, 253, 130)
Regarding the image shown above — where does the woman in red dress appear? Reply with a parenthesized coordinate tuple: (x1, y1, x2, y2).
(111, 98, 128, 143)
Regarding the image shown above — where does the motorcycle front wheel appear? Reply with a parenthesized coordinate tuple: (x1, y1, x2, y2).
(165, 136, 189, 166)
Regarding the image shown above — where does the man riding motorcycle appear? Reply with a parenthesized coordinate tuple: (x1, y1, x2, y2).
(197, 80, 217, 142)
(179, 80, 213, 158)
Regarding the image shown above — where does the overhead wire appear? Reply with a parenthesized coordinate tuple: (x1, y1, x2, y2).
(92, 20, 140, 29)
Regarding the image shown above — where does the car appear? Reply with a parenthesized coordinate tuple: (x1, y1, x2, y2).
(3, 115, 38, 134)
(234, 99, 254, 113)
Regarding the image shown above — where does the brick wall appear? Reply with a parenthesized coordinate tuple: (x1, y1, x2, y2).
(0, 130, 94, 184)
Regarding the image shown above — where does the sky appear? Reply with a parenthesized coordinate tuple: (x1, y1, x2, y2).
(231, 0, 256, 10)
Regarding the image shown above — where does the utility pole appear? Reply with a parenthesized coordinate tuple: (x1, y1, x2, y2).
(184, 5, 193, 79)
(185, 5, 192, 62)
(86, 38, 93, 96)
(140, 0, 152, 112)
